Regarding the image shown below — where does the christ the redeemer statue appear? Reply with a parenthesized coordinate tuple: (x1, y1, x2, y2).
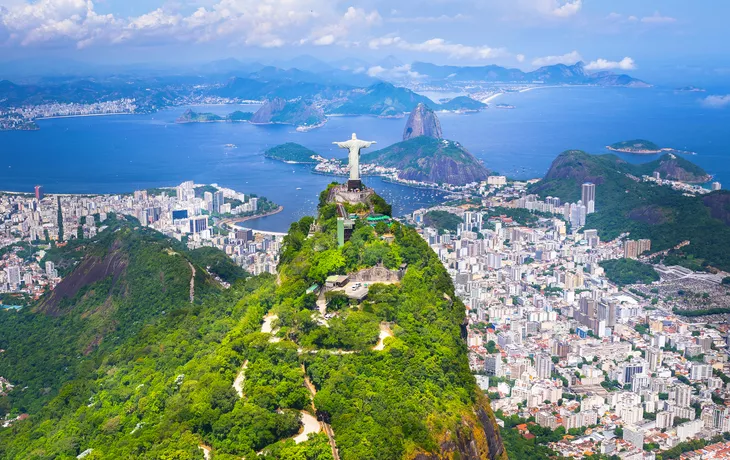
(333, 133, 376, 190)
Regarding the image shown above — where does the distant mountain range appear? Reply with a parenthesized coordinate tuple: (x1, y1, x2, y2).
(410, 61, 650, 87)
(0, 58, 649, 120)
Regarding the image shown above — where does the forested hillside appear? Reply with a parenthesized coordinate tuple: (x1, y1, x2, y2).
(0, 188, 505, 459)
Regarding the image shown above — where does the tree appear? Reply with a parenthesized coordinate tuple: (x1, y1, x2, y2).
(308, 250, 345, 284)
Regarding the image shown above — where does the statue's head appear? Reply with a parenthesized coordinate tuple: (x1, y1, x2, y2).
(351, 133, 357, 139)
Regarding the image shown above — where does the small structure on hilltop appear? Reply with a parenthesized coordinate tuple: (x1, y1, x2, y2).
(332, 133, 377, 191)
(328, 132, 383, 247)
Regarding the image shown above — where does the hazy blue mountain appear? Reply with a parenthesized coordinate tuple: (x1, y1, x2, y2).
(410, 61, 649, 86)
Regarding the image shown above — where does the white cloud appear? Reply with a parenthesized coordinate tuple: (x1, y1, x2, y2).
(585, 57, 636, 71)
(551, 0, 582, 18)
(367, 63, 423, 81)
(516, 54, 525, 63)
(368, 36, 402, 49)
(370, 35, 505, 60)
(308, 6, 381, 46)
(313, 34, 335, 46)
(511, 0, 582, 18)
(702, 95, 730, 108)
(0, 0, 381, 49)
(532, 50, 582, 67)
(641, 11, 676, 24)
(0, 0, 119, 48)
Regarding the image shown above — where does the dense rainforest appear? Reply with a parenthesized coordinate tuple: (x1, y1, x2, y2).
(0, 187, 505, 459)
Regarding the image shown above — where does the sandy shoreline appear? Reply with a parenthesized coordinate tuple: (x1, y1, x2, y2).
(220, 206, 285, 229)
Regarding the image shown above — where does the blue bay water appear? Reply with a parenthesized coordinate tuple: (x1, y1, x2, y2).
(1, 87, 728, 232)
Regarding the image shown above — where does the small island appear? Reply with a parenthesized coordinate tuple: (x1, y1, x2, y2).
(495, 103, 516, 109)
(607, 139, 663, 154)
(264, 143, 320, 164)
(176, 109, 253, 124)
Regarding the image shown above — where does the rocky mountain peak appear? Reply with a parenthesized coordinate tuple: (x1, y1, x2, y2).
(403, 103, 442, 141)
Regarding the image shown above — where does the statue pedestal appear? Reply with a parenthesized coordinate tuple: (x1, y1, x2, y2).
(347, 179, 362, 191)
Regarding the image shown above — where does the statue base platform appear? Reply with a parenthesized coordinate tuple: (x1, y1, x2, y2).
(347, 179, 363, 191)
(328, 184, 374, 206)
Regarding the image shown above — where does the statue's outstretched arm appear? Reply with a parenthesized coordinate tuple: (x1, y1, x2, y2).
(333, 142, 345, 148)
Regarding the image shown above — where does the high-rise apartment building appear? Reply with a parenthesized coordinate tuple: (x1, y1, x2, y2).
(582, 182, 596, 214)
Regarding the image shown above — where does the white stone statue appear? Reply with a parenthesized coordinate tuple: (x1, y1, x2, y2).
(333, 133, 376, 182)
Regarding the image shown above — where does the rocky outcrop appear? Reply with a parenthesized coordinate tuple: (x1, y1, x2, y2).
(403, 103, 442, 140)
(702, 191, 730, 225)
(250, 98, 287, 124)
(251, 98, 325, 127)
(652, 154, 712, 183)
(411, 395, 506, 460)
(35, 239, 128, 317)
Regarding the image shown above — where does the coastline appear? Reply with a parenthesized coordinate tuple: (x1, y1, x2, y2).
(36, 112, 136, 120)
(220, 206, 284, 229)
(606, 146, 663, 155)
(481, 84, 596, 104)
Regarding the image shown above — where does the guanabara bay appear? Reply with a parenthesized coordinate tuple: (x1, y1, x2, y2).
(3, 2, 730, 459)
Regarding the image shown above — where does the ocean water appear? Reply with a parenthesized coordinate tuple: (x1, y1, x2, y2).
(1, 87, 728, 232)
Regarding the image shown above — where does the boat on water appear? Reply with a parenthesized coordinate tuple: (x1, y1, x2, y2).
(296, 187, 302, 190)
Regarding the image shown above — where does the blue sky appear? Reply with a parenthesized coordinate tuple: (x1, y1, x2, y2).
(0, 0, 728, 81)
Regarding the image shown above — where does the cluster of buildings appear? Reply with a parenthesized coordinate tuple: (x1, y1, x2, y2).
(409, 177, 730, 459)
(312, 156, 483, 192)
(0, 182, 281, 301)
(9, 99, 138, 121)
(643, 172, 720, 196)
(513, 182, 596, 229)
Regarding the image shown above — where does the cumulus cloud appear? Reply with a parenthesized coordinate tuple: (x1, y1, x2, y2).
(516, 54, 525, 63)
(641, 11, 676, 24)
(585, 57, 636, 71)
(510, 0, 582, 18)
(551, 0, 582, 18)
(702, 95, 730, 108)
(308, 6, 381, 46)
(532, 50, 582, 67)
(369, 35, 505, 60)
(0, 0, 381, 49)
(0, 0, 118, 48)
(367, 63, 423, 80)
